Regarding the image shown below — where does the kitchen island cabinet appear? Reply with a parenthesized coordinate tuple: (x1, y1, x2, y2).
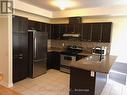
(70, 67, 107, 95)
(70, 55, 117, 95)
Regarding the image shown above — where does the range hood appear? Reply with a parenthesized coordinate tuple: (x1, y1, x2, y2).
(63, 17, 82, 38)
(63, 33, 80, 37)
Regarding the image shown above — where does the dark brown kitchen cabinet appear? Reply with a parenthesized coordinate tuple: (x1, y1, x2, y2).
(91, 23, 102, 42)
(51, 24, 60, 39)
(69, 17, 82, 24)
(59, 24, 68, 40)
(70, 67, 107, 95)
(82, 23, 92, 41)
(13, 15, 28, 33)
(13, 15, 28, 83)
(46, 24, 52, 39)
(28, 20, 41, 31)
(41, 22, 47, 32)
(101, 22, 112, 42)
(47, 52, 60, 70)
(82, 22, 112, 42)
(13, 32, 28, 83)
(75, 23, 82, 34)
(67, 24, 82, 34)
(67, 24, 75, 33)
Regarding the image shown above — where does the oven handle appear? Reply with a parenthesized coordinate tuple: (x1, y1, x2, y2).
(63, 55, 75, 61)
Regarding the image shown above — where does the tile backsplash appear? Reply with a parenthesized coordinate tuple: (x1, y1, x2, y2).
(48, 40, 111, 54)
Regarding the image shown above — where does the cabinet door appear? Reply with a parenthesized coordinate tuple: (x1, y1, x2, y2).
(13, 32, 28, 83)
(51, 52, 60, 70)
(59, 24, 67, 40)
(51, 24, 60, 39)
(13, 15, 28, 33)
(13, 16, 19, 32)
(75, 23, 82, 34)
(70, 67, 95, 95)
(67, 24, 75, 33)
(101, 23, 112, 42)
(91, 23, 102, 42)
(82, 23, 92, 41)
(28, 20, 41, 31)
(47, 52, 60, 70)
(41, 22, 46, 32)
(46, 24, 52, 39)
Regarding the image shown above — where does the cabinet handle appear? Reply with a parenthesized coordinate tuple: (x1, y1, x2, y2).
(34, 38, 37, 59)
(19, 56, 23, 59)
(19, 54, 23, 57)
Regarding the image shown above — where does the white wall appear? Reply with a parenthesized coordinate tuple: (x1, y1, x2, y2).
(0, 15, 13, 87)
(15, 10, 51, 23)
(15, 0, 52, 18)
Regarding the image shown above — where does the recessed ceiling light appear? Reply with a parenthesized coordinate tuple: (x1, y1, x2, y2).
(51, 0, 77, 10)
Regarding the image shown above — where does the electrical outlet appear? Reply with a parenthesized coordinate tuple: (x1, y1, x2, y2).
(62, 43, 65, 46)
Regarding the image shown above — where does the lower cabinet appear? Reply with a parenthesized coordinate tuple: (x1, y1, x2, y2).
(13, 32, 28, 83)
(47, 52, 60, 70)
(70, 67, 107, 95)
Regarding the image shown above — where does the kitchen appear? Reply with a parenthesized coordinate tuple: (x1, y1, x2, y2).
(0, 0, 127, 95)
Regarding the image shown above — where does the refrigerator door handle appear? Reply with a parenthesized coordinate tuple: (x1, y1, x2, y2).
(34, 38, 37, 59)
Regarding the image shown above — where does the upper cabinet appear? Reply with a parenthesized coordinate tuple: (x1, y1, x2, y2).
(51, 24, 60, 40)
(28, 20, 41, 31)
(82, 22, 112, 43)
(82, 23, 92, 42)
(28, 20, 49, 33)
(101, 22, 112, 43)
(41, 22, 47, 32)
(91, 23, 102, 42)
(50, 24, 68, 40)
(67, 23, 82, 34)
(46, 23, 52, 39)
(59, 24, 68, 40)
(13, 15, 28, 33)
(13, 15, 112, 43)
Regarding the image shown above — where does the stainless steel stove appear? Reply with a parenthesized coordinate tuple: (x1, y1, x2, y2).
(60, 45, 85, 73)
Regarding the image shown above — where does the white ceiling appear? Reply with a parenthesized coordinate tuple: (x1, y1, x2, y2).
(19, 0, 127, 11)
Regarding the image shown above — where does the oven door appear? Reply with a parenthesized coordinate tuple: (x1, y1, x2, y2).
(60, 54, 76, 73)
(60, 55, 76, 66)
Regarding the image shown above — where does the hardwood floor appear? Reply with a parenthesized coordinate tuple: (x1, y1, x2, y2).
(0, 74, 3, 81)
(0, 85, 22, 95)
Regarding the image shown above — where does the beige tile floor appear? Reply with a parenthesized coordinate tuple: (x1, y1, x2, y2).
(11, 69, 127, 95)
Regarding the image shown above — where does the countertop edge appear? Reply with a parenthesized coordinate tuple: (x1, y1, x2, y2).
(71, 55, 117, 74)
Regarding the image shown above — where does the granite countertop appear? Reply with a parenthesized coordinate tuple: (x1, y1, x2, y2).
(48, 47, 92, 55)
(0, 73, 3, 81)
(78, 50, 92, 56)
(71, 55, 117, 74)
(48, 47, 65, 52)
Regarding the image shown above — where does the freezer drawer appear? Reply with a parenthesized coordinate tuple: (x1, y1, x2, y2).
(32, 59, 47, 78)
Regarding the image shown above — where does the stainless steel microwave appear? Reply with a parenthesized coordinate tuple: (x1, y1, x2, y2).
(92, 47, 106, 55)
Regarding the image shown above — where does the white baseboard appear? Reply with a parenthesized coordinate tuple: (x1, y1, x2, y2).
(0, 81, 13, 88)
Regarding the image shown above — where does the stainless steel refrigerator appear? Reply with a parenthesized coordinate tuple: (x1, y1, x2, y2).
(28, 31, 47, 78)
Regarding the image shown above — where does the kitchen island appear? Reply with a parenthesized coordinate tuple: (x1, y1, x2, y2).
(70, 55, 117, 95)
